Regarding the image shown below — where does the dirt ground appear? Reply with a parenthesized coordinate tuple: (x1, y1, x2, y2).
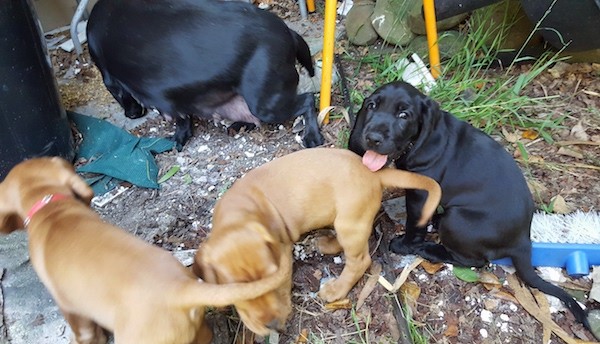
(49, 2, 599, 343)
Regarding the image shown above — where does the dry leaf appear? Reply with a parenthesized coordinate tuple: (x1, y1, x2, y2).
(570, 121, 590, 141)
(557, 146, 584, 160)
(421, 260, 445, 274)
(444, 323, 459, 337)
(479, 271, 502, 285)
(528, 155, 545, 163)
(533, 289, 552, 344)
(356, 262, 382, 310)
(522, 129, 539, 140)
(324, 298, 352, 310)
(295, 329, 309, 343)
(527, 179, 549, 200)
(548, 62, 569, 78)
(400, 281, 421, 313)
(489, 289, 519, 303)
(551, 195, 571, 214)
(502, 127, 519, 143)
(378, 257, 423, 292)
(507, 274, 582, 344)
(484, 298, 500, 310)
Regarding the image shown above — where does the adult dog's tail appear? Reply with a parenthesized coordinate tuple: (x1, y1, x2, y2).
(291, 30, 315, 77)
(376, 168, 441, 227)
(511, 247, 594, 336)
(176, 248, 291, 308)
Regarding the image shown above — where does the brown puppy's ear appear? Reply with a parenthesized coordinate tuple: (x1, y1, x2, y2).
(0, 213, 24, 234)
(248, 222, 276, 244)
(66, 174, 94, 205)
(0, 185, 24, 233)
(51, 157, 94, 205)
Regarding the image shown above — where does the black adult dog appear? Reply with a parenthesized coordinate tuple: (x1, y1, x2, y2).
(87, 0, 323, 149)
(348, 81, 591, 332)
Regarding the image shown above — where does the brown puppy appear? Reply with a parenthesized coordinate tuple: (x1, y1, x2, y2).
(0, 157, 290, 344)
(193, 148, 441, 335)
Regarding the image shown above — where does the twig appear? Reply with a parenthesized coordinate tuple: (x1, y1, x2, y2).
(518, 159, 600, 171)
(377, 224, 414, 344)
(557, 141, 600, 147)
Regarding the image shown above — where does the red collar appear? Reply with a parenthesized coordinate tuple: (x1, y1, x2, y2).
(24, 194, 71, 227)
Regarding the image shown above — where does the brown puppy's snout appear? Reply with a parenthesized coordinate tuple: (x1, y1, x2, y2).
(266, 318, 285, 332)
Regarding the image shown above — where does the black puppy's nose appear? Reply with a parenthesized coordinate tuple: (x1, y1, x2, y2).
(365, 132, 384, 148)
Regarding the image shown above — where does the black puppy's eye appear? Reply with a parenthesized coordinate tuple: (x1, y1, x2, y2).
(366, 101, 377, 110)
(396, 112, 407, 119)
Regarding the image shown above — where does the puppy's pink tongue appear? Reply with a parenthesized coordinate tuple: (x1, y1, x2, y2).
(362, 150, 388, 172)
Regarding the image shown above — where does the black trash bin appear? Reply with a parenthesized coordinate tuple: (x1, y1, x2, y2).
(0, 0, 74, 180)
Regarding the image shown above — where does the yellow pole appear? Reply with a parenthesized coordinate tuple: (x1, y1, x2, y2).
(319, 0, 337, 124)
(422, 0, 441, 78)
(307, 0, 315, 13)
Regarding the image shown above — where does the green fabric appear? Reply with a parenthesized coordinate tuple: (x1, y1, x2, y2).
(68, 112, 175, 195)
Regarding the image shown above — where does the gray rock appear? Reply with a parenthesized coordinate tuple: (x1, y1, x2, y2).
(345, 0, 379, 46)
(560, 48, 600, 64)
(407, 30, 467, 60)
(370, 0, 415, 46)
(407, 0, 468, 35)
(470, 0, 542, 50)
(297, 60, 339, 94)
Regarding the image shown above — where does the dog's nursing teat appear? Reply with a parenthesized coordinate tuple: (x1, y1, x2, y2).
(362, 150, 388, 172)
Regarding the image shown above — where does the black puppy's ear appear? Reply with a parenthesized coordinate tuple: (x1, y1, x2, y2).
(348, 103, 367, 155)
(419, 94, 441, 124)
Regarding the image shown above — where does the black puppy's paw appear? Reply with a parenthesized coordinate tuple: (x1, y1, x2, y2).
(389, 235, 417, 255)
(228, 122, 256, 136)
(302, 129, 324, 148)
(124, 103, 147, 119)
(172, 128, 192, 151)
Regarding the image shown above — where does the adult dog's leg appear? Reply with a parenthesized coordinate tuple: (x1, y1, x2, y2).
(291, 92, 324, 148)
(101, 75, 146, 119)
(173, 115, 193, 149)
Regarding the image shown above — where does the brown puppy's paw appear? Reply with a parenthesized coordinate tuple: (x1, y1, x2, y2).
(314, 235, 343, 255)
(317, 279, 349, 302)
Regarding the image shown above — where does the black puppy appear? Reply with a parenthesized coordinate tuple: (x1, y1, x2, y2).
(348, 81, 591, 332)
(87, 0, 323, 148)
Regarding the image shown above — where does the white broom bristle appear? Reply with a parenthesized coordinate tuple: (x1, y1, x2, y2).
(531, 210, 600, 244)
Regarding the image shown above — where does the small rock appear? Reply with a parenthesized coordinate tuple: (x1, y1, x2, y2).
(480, 309, 493, 323)
(345, 0, 379, 46)
(370, 0, 415, 46)
(407, 30, 467, 61)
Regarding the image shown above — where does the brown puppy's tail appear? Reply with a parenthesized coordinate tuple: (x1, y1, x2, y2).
(176, 247, 291, 308)
(375, 168, 441, 227)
